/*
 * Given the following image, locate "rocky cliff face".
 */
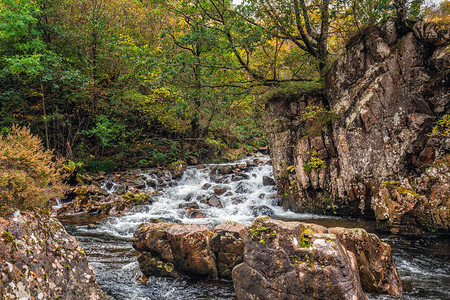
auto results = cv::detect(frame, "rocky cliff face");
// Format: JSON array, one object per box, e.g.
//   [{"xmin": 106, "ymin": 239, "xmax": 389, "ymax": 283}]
[
  {"xmin": 0, "ymin": 211, "xmax": 107, "ymax": 299},
  {"xmin": 265, "ymin": 20, "xmax": 449, "ymax": 234}
]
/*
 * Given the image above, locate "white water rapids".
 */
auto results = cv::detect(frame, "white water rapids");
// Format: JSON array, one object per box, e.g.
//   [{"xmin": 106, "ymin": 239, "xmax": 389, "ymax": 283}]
[{"xmin": 90, "ymin": 156, "xmax": 325, "ymax": 238}]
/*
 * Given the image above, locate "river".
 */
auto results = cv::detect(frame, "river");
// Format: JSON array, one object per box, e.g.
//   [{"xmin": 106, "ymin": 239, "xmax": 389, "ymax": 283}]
[{"xmin": 60, "ymin": 156, "xmax": 450, "ymax": 300}]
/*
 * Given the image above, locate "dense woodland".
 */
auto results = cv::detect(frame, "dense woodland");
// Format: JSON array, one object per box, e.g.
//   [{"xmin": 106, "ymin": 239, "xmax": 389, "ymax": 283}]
[{"xmin": 0, "ymin": 0, "xmax": 448, "ymax": 171}]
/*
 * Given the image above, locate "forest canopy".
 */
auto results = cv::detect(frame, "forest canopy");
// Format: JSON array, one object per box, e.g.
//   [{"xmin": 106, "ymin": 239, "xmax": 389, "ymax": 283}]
[{"xmin": 0, "ymin": 0, "xmax": 447, "ymax": 170}]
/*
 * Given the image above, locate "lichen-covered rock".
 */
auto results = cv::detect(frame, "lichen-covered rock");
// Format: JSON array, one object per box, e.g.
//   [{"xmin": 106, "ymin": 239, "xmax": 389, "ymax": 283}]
[
  {"xmin": 56, "ymin": 185, "xmax": 152, "ymax": 217},
  {"xmin": 133, "ymin": 221, "xmax": 248, "ymax": 280},
  {"xmin": 211, "ymin": 221, "xmax": 247, "ymax": 279},
  {"xmin": 232, "ymin": 217, "xmax": 367, "ymax": 300},
  {"xmin": 264, "ymin": 20, "xmax": 450, "ymax": 234},
  {"xmin": 0, "ymin": 211, "xmax": 107, "ymax": 300},
  {"xmin": 328, "ymin": 227, "xmax": 402, "ymax": 296},
  {"xmin": 132, "ymin": 221, "xmax": 218, "ymax": 279}
]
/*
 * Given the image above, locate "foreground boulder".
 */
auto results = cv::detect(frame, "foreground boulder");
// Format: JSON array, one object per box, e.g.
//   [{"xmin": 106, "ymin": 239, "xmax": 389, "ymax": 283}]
[
  {"xmin": 233, "ymin": 217, "xmax": 367, "ymax": 300},
  {"xmin": 133, "ymin": 221, "xmax": 247, "ymax": 280},
  {"xmin": 232, "ymin": 217, "xmax": 402, "ymax": 298},
  {"xmin": 0, "ymin": 211, "xmax": 107, "ymax": 300},
  {"xmin": 133, "ymin": 221, "xmax": 218, "ymax": 279}
]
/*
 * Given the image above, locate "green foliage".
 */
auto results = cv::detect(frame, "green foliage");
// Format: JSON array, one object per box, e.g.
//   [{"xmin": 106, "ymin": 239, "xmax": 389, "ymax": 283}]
[
  {"xmin": 0, "ymin": 126, "xmax": 65, "ymax": 215},
  {"xmin": 63, "ymin": 160, "xmax": 83, "ymax": 174},
  {"xmin": 1, "ymin": 232, "xmax": 14, "ymax": 244},
  {"xmin": 79, "ymin": 115, "xmax": 129, "ymax": 147},
  {"xmin": 303, "ymin": 151, "xmax": 327, "ymax": 172},
  {"xmin": 429, "ymin": 114, "xmax": 450, "ymax": 137},
  {"xmin": 298, "ymin": 105, "xmax": 337, "ymax": 137}
]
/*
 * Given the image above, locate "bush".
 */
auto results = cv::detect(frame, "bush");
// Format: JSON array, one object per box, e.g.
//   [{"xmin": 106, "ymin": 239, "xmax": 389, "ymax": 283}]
[{"xmin": 0, "ymin": 126, "xmax": 65, "ymax": 215}]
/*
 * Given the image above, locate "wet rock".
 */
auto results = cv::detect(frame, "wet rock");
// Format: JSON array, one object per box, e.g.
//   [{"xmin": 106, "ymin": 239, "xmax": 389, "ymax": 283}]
[
  {"xmin": 235, "ymin": 182, "xmax": 249, "ymax": 194},
  {"xmin": 133, "ymin": 222, "xmax": 218, "ymax": 279},
  {"xmin": 145, "ymin": 179, "xmax": 157, "ymax": 189},
  {"xmin": 105, "ymin": 181, "xmax": 114, "ymax": 190},
  {"xmin": 211, "ymin": 222, "xmax": 247, "ymax": 279},
  {"xmin": 0, "ymin": 211, "xmax": 106, "ymax": 300},
  {"xmin": 178, "ymin": 202, "xmax": 199, "ymax": 210},
  {"xmin": 231, "ymin": 197, "xmax": 244, "ymax": 205},
  {"xmin": 183, "ymin": 193, "xmax": 194, "ymax": 201},
  {"xmin": 328, "ymin": 227, "xmax": 402, "ymax": 296},
  {"xmin": 214, "ymin": 187, "xmax": 228, "ymax": 195},
  {"xmin": 262, "ymin": 176, "xmax": 276, "ymax": 186},
  {"xmin": 210, "ymin": 175, "xmax": 227, "ymax": 184},
  {"xmin": 233, "ymin": 217, "xmax": 367, "ymax": 300},
  {"xmin": 249, "ymin": 205, "xmax": 274, "ymax": 217},
  {"xmin": 57, "ymin": 190, "xmax": 152, "ymax": 217},
  {"xmin": 218, "ymin": 165, "xmax": 233, "ymax": 175},
  {"xmin": 115, "ymin": 184, "xmax": 128, "ymax": 195},
  {"xmin": 206, "ymin": 195, "xmax": 223, "ymax": 208},
  {"xmin": 185, "ymin": 209, "xmax": 206, "ymax": 219},
  {"xmin": 202, "ymin": 183, "xmax": 212, "ymax": 190},
  {"xmin": 231, "ymin": 173, "xmax": 250, "ymax": 181},
  {"xmin": 170, "ymin": 162, "xmax": 187, "ymax": 179}
]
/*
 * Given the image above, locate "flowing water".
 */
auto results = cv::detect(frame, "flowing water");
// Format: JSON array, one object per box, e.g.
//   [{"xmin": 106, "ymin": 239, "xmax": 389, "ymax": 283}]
[{"xmin": 61, "ymin": 156, "xmax": 450, "ymax": 300}]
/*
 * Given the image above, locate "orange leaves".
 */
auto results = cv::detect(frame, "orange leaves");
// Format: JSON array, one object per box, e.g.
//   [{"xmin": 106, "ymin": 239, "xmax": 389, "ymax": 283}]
[{"xmin": 0, "ymin": 126, "xmax": 65, "ymax": 215}]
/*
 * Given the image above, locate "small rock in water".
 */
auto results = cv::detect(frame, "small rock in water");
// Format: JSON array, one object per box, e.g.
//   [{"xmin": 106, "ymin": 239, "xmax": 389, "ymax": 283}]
[
  {"xmin": 262, "ymin": 176, "xmax": 276, "ymax": 186},
  {"xmin": 231, "ymin": 196, "xmax": 244, "ymax": 205},
  {"xmin": 250, "ymin": 205, "xmax": 274, "ymax": 217},
  {"xmin": 206, "ymin": 195, "xmax": 223, "ymax": 208},
  {"xmin": 186, "ymin": 209, "xmax": 206, "ymax": 219},
  {"xmin": 183, "ymin": 193, "xmax": 194, "ymax": 201},
  {"xmin": 145, "ymin": 179, "xmax": 157, "ymax": 188},
  {"xmin": 214, "ymin": 187, "xmax": 227, "ymax": 195},
  {"xmin": 218, "ymin": 165, "xmax": 233, "ymax": 175},
  {"xmin": 179, "ymin": 203, "xmax": 200, "ymax": 210},
  {"xmin": 105, "ymin": 182, "xmax": 114, "ymax": 190},
  {"xmin": 202, "ymin": 183, "xmax": 212, "ymax": 190},
  {"xmin": 231, "ymin": 173, "xmax": 250, "ymax": 181},
  {"xmin": 87, "ymin": 224, "xmax": 96, "ymax": 230},
  {"xmin": 235, "ymin": 182, "xmax": 249, "ymax": 194}
]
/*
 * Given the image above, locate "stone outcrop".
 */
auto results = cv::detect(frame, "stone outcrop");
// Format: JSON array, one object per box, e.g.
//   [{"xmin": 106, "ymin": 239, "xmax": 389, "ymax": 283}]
[
  {"xmin": 0, "ymin": 211, "xmax": 107, "ymax": 300},
  {"xmin": 328, "ymin": 227, "xmax": 402, "ymax": 296},
  {"xmin": 232, "ymin": 217, "xmax": 402, "ymax": 299},
  {"xmin": 56, "ymin": 186, "xmax": 152, "ymax": 217},
  {"xmin": 132, "ymin": 220, "xmax": 247, "ymax": 280},
  {"xmin": 233, "ymin": 217, "xmax": 367, "ymax": 300},
  {"xmin": 264, "ymin": 20, "xmax": 449, "ymax": 234}
]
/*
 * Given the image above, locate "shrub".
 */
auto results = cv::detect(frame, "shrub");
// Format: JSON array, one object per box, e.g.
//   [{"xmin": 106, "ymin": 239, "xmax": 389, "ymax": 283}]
[
  {"xmin": 0, "ymin": 126, "xmax": 65, "ymax": 215},
  {"xmin": 303, "ymin": 151, "xmax": 326, "ymax": 171},
  {"xmin": 298, "ymin": 105, "xmax": 337, "ymax": 137},
  {"xmin": 429, "ymin": 114, "xmax": 450, "ymax": 137}
]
